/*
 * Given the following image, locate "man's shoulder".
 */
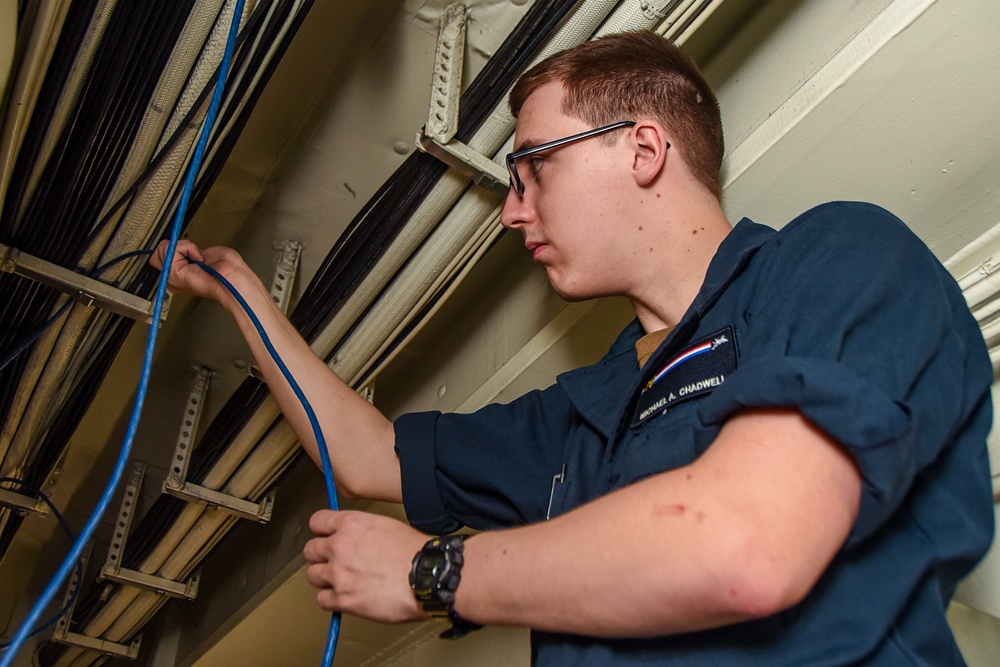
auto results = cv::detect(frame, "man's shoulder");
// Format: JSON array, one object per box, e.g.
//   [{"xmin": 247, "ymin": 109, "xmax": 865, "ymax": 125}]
[
  {"xmin": 780, "ymin": 201, "xmax": 911, "ymax": 241},
  {"xmin": 764, "ymin": 201, "xmax": 934, "ymax": 266}
]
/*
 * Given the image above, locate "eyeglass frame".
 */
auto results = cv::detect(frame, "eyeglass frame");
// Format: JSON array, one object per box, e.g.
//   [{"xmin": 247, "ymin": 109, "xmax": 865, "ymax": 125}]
[{"xmin": 505, "ymin": 120, "xmax": 637, "ymax": 196}]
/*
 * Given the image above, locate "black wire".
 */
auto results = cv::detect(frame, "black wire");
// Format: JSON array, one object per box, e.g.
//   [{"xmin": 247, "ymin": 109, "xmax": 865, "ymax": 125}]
[
  {"xmin": 0, "ymin": 477, "xmax": 83, "ymax": 648},
  {"xmin": 12, "ymin": 0, "xmax": 198, "ymax": 263},
  {"xmin": 0, "ymin": 0, "xmax": 101, "ymax": 241}
]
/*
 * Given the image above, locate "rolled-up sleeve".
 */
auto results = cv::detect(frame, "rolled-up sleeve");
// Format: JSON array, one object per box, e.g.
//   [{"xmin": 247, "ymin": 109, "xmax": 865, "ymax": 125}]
[
  {"xmin": 696, "ymin": 203, "xmax": 992, "ymax": 546},
  {"xmin": 395, "ymin": 386, "xmax": 574, "ymax": 534}
]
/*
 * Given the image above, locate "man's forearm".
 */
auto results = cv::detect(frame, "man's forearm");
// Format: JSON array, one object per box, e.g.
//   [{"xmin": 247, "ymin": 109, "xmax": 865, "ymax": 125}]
[
  {"xmin": 452, "ymin": 409, "xmax": 861, "ymax": 637},
  {"xmin": 205, "ymin": 258, "xmax": 403, "ymax": 503}
]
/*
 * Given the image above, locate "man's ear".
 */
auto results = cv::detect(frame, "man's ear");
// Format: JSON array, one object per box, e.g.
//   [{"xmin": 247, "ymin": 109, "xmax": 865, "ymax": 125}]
[{"xmin": 630, "ymin": 120, "xmax": 670, "ymax": 187}]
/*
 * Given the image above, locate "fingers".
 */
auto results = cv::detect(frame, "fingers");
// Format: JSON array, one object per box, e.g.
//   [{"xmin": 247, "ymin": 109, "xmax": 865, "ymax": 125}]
[
  {"xmin": 302, "ymin": 510, "xmax": 339, "ymax": 565},
  {"xmin": 309, "ymin": 509, "xmax": 338, "ymax": 537},
  {"xmin": 305, "ymin": 562, "xmax": 339, "ymax": 612},
  {"xmin": 299, "ymin": 511, "xmax": 430, "ymax": 621},
  {"xmin": 150, "ymin": 239, "xmax": 201, "ymax": 270}
]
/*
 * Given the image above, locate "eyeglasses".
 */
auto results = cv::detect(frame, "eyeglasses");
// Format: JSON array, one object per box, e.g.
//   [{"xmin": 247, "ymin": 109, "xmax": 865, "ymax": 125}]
[{"xmin": 505, "ymin": 121, "xmax": 636, "ymax": 196}]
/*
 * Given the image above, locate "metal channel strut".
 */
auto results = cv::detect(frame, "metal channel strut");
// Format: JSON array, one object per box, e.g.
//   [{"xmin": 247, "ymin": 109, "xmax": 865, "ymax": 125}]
[
  {"xmin": 0, "ymin": 486, "xmax": 49, "ymax": 516},
  {"xmin": 162, "ymin": 367, "xmax": 275, "ymax": 523},
  {"xmin": 53, "ymin": 544, "xmax": 143, "ymax": 659},
  {"xmin": 0, "ymin": 244, "xmax": 167, "ymax": 324},
  {"xmin": 416, "ymin": 3, "xmax": 509, "ymax": 199},
  {"xmin": 426, "ymin": 3, "xmax": 466, "ymax": 142},
  {"xmin": 102, "ymin": 464, "xmax": 200, "ymax": 599},
  {"xmin": 269, "ymin": 239, "xmax": 302, "ymax": 314}
]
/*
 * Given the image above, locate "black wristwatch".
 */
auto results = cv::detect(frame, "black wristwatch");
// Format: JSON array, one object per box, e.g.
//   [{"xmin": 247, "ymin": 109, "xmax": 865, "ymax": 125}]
[{"xmin": 410, "ymin": 534, "xmax": 483, "ymax": 639}]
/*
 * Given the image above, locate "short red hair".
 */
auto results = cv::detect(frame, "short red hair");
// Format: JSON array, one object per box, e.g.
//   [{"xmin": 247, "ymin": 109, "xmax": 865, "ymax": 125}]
[{"xmin": 510, "ymin": 31, "xmax": 724, "ymax": 199}]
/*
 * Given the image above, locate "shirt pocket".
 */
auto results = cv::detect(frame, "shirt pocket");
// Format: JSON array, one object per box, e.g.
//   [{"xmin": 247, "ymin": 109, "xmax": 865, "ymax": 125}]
[{"xmin": 620, "ymin": 411, "xmax": 700, "ymax": 486}]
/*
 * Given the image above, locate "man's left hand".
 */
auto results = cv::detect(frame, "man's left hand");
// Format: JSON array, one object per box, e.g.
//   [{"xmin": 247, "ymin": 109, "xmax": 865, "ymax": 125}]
[{"xmin": 304, "ymin": 509, "xmax": 429, "ymax": 623}]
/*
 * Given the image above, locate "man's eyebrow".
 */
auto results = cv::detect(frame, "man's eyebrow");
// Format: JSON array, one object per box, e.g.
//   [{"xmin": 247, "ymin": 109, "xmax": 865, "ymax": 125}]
[{"xmin": 513, "ymin": 137, "xmax": 545, "ymax": 153}]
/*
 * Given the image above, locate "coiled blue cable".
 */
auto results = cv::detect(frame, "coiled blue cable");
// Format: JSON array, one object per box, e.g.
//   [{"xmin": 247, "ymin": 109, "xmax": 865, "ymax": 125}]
[
  {"xmin": 0, "ymin": 1, "xmax": 245, "ymax": 663},
  {"xmin": 192, "ymin": 260, "xmax": 341, "ymax": 666}
]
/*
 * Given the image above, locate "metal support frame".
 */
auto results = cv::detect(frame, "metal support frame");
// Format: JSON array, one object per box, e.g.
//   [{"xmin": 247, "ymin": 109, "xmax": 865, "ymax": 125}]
[
  {"xmin": 102, "ymin": 464, "xmax": 200, "ymax": 599},
  {"xmin": 0, "ymin": 243, "xmax": 167, "ymax": 324},
  {"xmin": 0, "ymin": 486, "xmax": 49, "ymax": 516},
  {"xmin": 415, "ymin": 2, "xmax": 509, "ymax": 198},
  {"xmin": 416, "ymin": 133, "xmax": 509, "ymax": 198},
  {"xmin": 270, "ymin": 240, "xmax": 302, "ymax": 314},
  {"xmin": 162, "ymin": 367, "xmax": 275, "ymax": 523},
  {"xmin": 53, "ymin": 544, "xmax": 143, "ymax": 659},
  {"xmin": 426, "ymin": 4, "xmax": 466, "ymax": 142}
]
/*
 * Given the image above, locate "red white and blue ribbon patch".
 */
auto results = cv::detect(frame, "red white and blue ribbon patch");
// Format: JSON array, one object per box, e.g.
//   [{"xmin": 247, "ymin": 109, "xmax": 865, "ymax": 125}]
[{"xmin": 632, "ymin": 325, "xmax": 737, "ymax": 428}]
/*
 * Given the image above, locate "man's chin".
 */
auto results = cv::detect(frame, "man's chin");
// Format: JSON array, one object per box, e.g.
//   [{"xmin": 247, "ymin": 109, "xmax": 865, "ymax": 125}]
[{"xmin": 548, "ymin": 276, "xmax": 597, "ymax": 302}]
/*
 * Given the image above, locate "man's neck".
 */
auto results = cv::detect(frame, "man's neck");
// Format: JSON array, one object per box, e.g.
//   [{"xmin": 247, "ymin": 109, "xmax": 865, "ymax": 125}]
[{"xmin": 628, "ymin": 200, "xmax": 731, "ymax": 333}]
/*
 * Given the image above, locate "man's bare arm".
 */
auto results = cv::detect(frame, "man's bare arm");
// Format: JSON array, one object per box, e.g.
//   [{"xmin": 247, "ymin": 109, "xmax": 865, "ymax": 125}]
[
  {"xmin": 151, "ymin": 240, "xmax": 402, "ymax": 502},
  {"xmin": 455, "ymin": 407, "xmax": 862, "ymax": 636}
]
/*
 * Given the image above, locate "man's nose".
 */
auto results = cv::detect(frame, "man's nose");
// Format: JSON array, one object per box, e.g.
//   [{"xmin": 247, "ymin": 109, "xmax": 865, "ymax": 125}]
[{"xmin": 500, "ymin": 188, "xmax": 532, "ymax": 230}]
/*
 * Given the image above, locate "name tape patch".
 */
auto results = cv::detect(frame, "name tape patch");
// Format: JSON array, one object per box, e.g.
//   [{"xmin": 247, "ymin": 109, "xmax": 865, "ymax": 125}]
[{"xmin": 632, "ymin": 325, "xmax": 737, "ymax": 428}]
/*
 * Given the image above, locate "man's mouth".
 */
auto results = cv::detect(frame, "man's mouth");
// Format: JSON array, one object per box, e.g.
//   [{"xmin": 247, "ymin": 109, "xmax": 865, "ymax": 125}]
[{"xmin": 526, "ymin": 241, "xmax": 547, "ymax": 260}]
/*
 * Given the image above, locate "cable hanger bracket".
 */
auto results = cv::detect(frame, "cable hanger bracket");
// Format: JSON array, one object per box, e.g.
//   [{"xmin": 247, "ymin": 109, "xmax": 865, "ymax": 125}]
[
  {"xmin": 417, "ymin": 133, "xmax": 509, "ymax": 199},
  {"xmin": 269, "ymin": 239, "xmax": 302, "ymax": 314},
  {"xmin": 102, "ymin": 464, "xmax": 201, "ymax": 600},
  {"xmin": 0, "ymin": 244, "xmax": 169, "ymax": 325},
  {"xmin": 415, "ymin": 3, "xmax": 509, "ymax": 199},
  {"xmin": 161, "ymin": 367, "xmax": 275, "ymax": 523},
  {"xmin": 0, "ymin": 486, "xmax": 49, "ymax": 516},
  {"xmin": 52, "ymin": 542, "xmax": 143, "ymax": 659}
]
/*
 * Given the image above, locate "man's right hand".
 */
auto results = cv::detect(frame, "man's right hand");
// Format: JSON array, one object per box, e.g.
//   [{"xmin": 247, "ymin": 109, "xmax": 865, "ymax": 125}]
[{"xmin": 150, "ymin": 239, "xmax": 256, "ymax": 304}]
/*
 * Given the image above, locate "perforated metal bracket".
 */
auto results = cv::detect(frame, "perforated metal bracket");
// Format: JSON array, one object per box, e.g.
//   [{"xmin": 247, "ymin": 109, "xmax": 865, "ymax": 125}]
[
  {"xmin": 163, "ymin": 367, "xmax": 211, "ymax": 488},
  {"xmin": 416, "ymin": 132, "xmax": 509, "ymax": 198},
  {"xmin": 102, "ymin": 464, "xmax": 200, "ymax": 600},
  {"xmin": 426, "ymin": 4, "xmax": 466, "ymax": 142},
  {"xmin": 53, "ymin": 543, "xmax": 143, "ymax": 659},
  {"xmin": 640, "ymin": 0, "xmax": 679, "ymax": 21},
  {"xmin": 0, "ymin": 243, "xmax": 168, "ymax": 325},
  {"xmin": 161, "ymin": 367, "xmax": 274, "ymax": 523},
  {"xmin": 165, "ymin": 479, "xmax": 275, "ymax": 524},
  {"xmin": 270, "ymin": 240, "xmax": 301, "ymax": 314},
  {"xmin": 416, "ymin": 4, "xmax": 507, "ymax": 197},
  {"xmin": 0, "ymin": 486, "xmax": 49, "ymax": 516}
]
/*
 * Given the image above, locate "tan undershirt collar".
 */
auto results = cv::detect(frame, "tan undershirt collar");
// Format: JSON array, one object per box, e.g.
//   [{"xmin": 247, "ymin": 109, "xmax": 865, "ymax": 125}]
[{"xmin": 636, "ymin": 327, "xmax": 673, "ymax": 369}]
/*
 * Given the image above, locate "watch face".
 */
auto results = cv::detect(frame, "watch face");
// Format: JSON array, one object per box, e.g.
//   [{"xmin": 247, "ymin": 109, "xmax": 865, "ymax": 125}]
[{"xmin": 415, "ymin": 552, "xmax": 446, "ymax": 589}]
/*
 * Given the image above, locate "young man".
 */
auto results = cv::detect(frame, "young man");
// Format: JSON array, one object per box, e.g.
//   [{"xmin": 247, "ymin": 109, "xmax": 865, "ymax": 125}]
[{"xmin": 153, "ymin": 32, "xmax": 993, "ymax": 665}]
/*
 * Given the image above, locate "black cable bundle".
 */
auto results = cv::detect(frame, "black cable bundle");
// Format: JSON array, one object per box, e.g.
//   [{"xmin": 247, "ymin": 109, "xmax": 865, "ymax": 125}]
[
  {"xmin": 0, "ymin": 0, "xmax": 201, "ymax": 564},
  {"xmin": 0, "ymin": 0, "xmax": 198, "ymax": 433},
  {"xmin": 0, "ymin": 0, "xmax": 101, "ymax": 237},
  {"xmin": 9, "ymin": 0, "xmax": 199, "ymax": 262},
  {"xmin": 0, "ymin": 0, "xmax": 304, "ymax": 565}
]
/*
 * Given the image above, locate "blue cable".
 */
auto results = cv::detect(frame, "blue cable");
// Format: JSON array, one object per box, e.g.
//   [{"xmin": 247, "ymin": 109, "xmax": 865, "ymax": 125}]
[
  {"xmin": 0, "ymin": 1, "xmax": 245, "ymax": 663},
  {"xmin": 192, "ymin": 260, "xmax": 341, "ymax": 666}
]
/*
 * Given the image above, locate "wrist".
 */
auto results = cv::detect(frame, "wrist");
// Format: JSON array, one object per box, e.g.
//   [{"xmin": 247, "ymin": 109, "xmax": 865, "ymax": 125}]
[{"xmin": 410, "ymin": 534, "xmax": 483, "ymax": 639}]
